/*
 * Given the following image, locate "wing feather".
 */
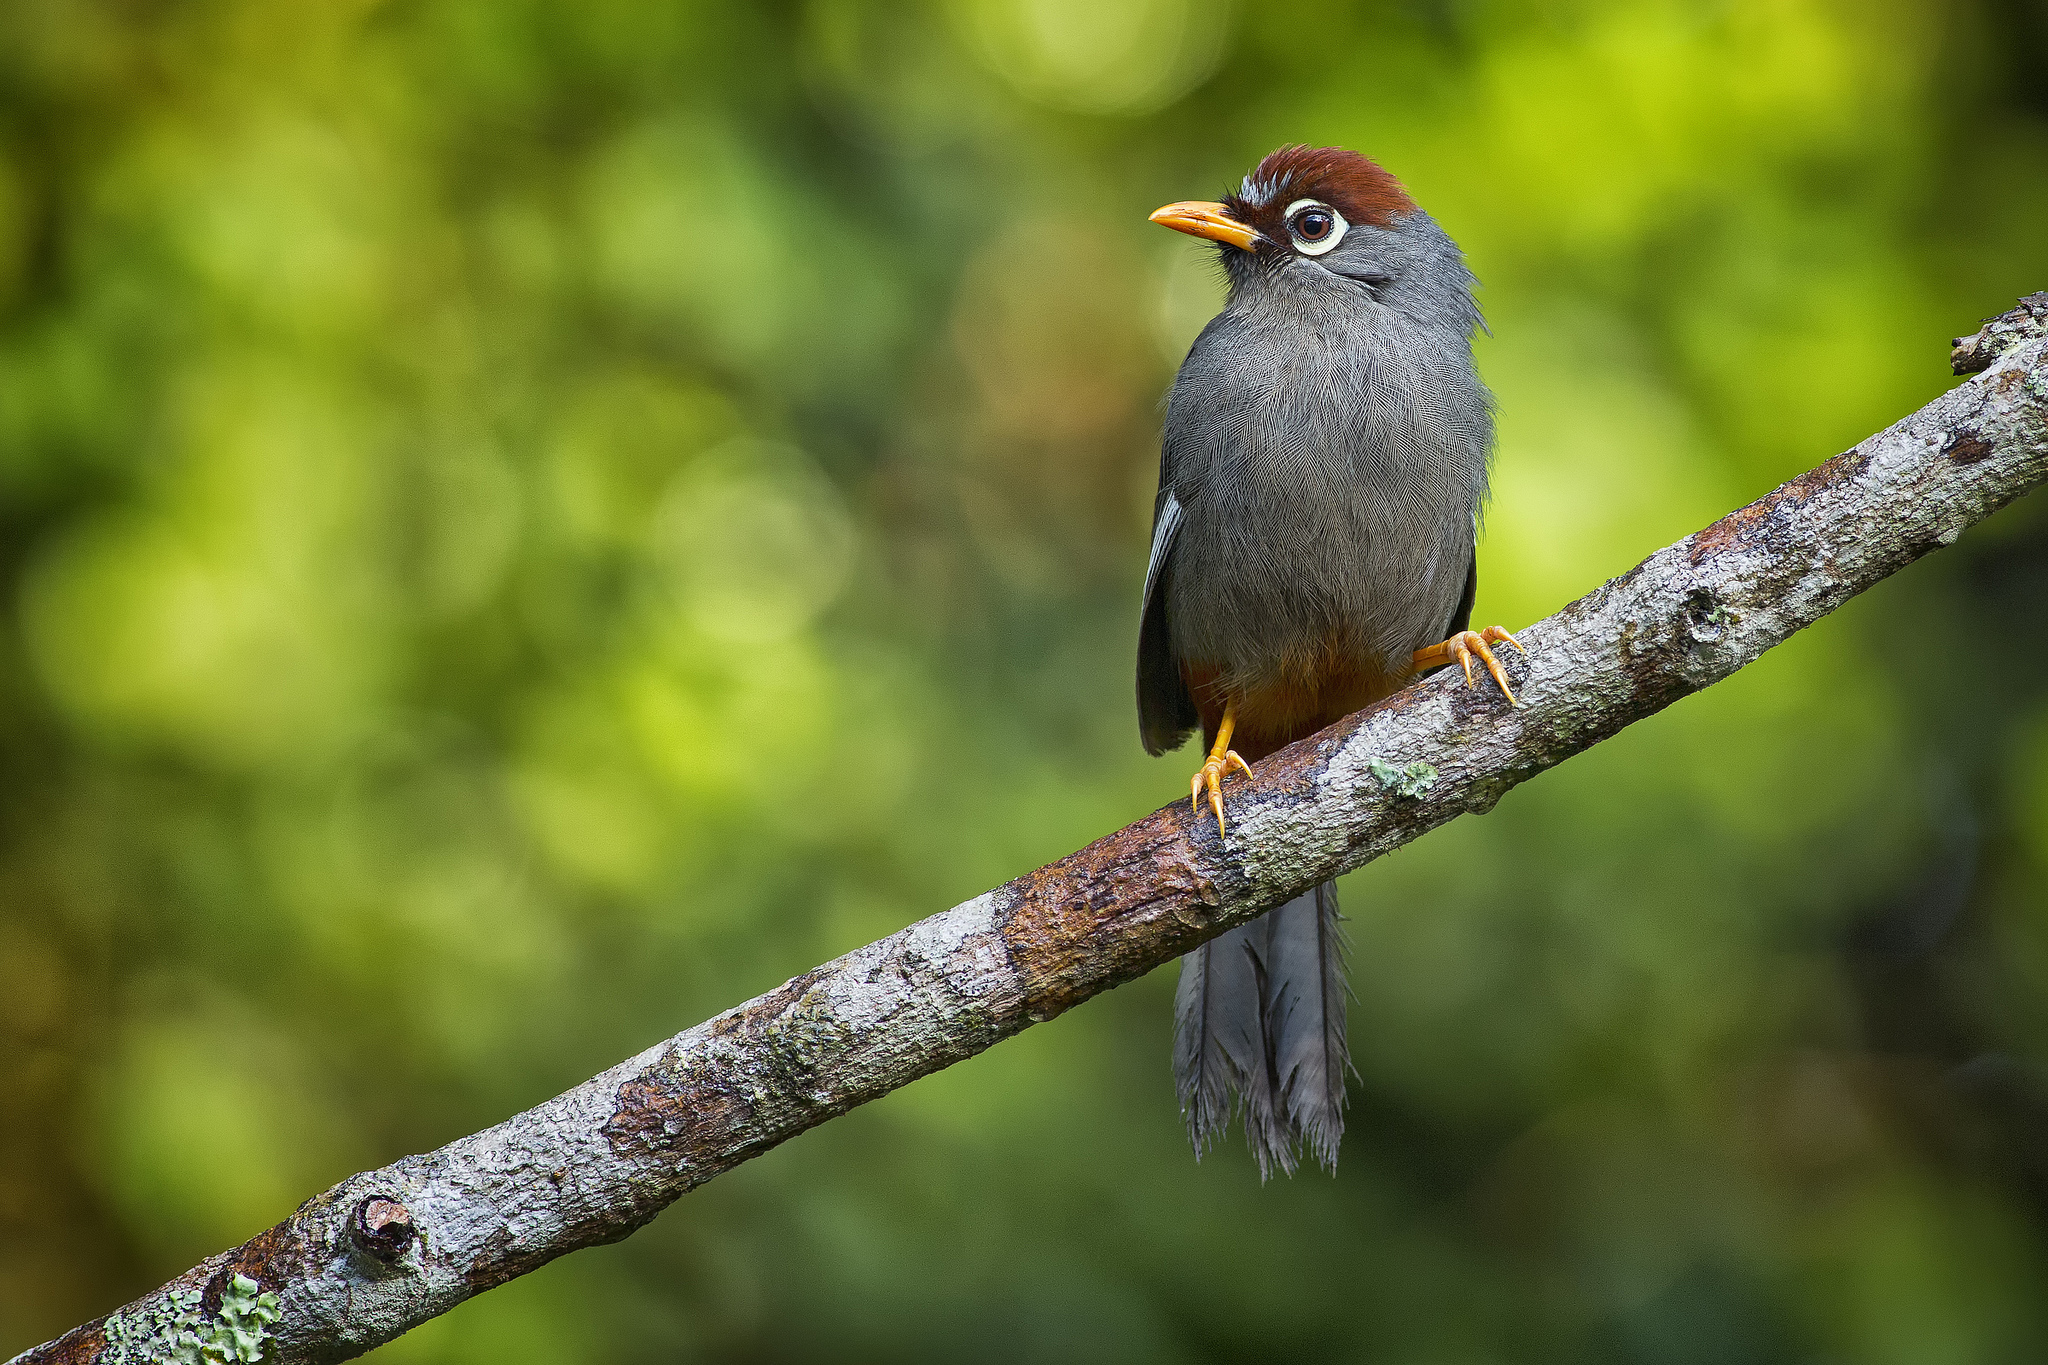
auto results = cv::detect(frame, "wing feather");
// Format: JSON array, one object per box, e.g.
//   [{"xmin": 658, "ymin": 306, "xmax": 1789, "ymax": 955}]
[{"xmin": 1137, "ymin": 488, "xmax": 1198, "ymax": 754}]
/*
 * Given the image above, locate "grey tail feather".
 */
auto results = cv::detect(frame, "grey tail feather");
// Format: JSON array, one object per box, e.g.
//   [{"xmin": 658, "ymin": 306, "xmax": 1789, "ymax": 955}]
[
  {"xmin": 1172, "ymin": 881, "xmax": 1352, "ymax": 1178},
  {"xmin": 1265, "ymin": 882, "xmax": 1352, "ymax": 1173},
  {"xmin": 1172, "ymin": 915, "xmax": 1263, "ymax": 1161}
]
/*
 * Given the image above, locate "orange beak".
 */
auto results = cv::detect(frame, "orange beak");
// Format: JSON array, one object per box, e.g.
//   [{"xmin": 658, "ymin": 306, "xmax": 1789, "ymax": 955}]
[{"xmin": 1148, "ymin": 200, "xmax": 1263, "ymax": 252}]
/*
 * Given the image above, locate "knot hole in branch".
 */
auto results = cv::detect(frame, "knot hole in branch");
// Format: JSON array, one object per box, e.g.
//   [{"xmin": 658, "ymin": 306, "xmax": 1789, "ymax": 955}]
[
  {"xmin": 351, "ymin": 1196, "xmax": 418, "ymax": 1265},
  {"xmin": 1684, "ymin": 588, "xmax": 1734, "ymax": 644}
]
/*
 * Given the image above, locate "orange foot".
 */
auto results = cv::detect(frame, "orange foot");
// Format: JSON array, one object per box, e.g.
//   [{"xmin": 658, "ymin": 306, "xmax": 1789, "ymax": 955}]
[
  {"xmin": 1192, "ymin": 747, "xmax": 1254, "ymax": 836},
  {"xmin": 1190, "ymin": 698, "xmax": 1253, "ymax": 835},
  {"xmin": 1412, "ymin": 626, "xmax": 1528, "ymax": 705}
]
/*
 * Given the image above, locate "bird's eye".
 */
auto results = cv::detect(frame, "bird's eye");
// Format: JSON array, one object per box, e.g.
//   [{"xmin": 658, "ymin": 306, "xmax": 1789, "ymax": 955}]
[{"xmin": 1282, "ymin": 199, "xmax": 1348, "ymax": 256}]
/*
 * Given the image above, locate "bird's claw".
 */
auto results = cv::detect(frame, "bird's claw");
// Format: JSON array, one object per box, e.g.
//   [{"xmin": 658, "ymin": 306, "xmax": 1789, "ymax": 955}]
[
  {"xmin": 1190, "ymin": 750, "xmax": 1253, "ymax": 835},
  {"xmin": 1414, "ymin": 626, "xmax": 1527, "ymax": 705}
]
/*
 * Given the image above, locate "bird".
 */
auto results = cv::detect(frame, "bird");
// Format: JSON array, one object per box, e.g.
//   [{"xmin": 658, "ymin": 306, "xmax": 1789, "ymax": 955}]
[{"xmin": 1141, "ymin": 145, "xmax": 1523, "ymax": 1177}]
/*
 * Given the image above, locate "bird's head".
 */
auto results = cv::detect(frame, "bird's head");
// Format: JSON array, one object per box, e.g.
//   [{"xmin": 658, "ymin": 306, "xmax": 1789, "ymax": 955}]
[{"xmin": 1151, "ymin": 145, "xmax": 1460, "ymax": 313}]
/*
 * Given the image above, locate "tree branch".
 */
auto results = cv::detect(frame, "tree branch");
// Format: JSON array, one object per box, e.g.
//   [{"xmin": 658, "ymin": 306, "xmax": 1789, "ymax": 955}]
[{"xmin": 15, "ymin": 298, "xmax": 2048, "ymax": 1365}]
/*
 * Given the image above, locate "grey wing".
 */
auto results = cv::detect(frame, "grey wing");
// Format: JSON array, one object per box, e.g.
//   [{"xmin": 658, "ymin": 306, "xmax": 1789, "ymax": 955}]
[
  {"xmin": 1138, "ymin": 485, "xmax": 1198, "ymax": 756},
  {"xmin": 1407, "ymin": 550, "xmax": 1478, "ymax": 684},
  {"xmin": 1444, "ymin": 547, "xmax": 1477, "ymax": 641},
  {"xmin": 1140, "ymin": 311, "xmax": 1251, "ymax": 757}
]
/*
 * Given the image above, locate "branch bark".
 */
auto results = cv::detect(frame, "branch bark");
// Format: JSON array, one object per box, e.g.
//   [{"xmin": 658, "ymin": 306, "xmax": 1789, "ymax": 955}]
[{"xmin": 15, "ymin": 299, "xmax": 2048, "ymax": 1365}]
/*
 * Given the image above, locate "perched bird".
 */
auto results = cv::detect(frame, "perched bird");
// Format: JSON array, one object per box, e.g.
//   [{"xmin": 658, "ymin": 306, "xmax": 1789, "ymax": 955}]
[{"xmin": 1141, "ymin": 145, "xmax": 1522, "ymax": 1176}]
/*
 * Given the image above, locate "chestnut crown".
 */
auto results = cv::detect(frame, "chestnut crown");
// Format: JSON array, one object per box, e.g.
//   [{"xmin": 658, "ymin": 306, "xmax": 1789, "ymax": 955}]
[{"xmin": 1225, "ymin": 145, "xmax": 1416, "ymax": 248}]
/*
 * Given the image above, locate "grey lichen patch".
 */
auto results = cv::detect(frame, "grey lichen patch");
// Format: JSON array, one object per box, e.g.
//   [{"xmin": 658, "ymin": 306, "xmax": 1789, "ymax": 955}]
[
  {"xmin": 760, "ymin": 985, "xmax": 853, "ymax": 1097},
  {"xmin": 101, "ymin": 1275, "xmax": 280, "ymax": 1364},
  {"xmin": 1366, "ymin": 758, "xmax": 1439, "ymax": 799}
]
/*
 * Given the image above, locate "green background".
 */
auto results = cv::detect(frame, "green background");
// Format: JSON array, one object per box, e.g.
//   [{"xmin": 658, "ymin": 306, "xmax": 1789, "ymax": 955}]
[{"xmin": 4, "ymin": 0, "xmax": 2047, "ymax": 1360}]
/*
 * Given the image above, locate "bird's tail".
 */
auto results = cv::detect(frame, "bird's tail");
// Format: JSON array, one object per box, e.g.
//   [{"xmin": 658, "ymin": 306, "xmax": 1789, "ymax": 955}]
[{"xmin": 1172, "ymin": 881, "xmax": 1351, "ymax": 1178}]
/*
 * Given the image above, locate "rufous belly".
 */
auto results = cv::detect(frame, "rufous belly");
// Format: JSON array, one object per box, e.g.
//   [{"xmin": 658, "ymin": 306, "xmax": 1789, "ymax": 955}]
[{"xmin": 1180, "ymin": 638, "xmax": 1409, "ymax": 765}]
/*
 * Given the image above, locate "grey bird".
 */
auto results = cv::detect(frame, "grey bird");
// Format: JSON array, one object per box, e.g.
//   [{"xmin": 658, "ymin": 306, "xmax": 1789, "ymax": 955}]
[{"xmin": 1141, "ymin": 145, "xmax": 1523, "ymax": 1177}]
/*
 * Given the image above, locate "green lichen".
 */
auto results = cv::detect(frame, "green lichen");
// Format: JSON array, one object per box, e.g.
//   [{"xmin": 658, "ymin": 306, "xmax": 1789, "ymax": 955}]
[
  {"xmin": 102, "ymin": 1275, "xmax": 281, "ymax": 1365},
  {"xmin": 1359, "ymin": 757, "xmax": 1441, "ymax": 802},
  {"xmin": 1366, "ymin": 758, "xmax": 1439, "ymax": 799}
]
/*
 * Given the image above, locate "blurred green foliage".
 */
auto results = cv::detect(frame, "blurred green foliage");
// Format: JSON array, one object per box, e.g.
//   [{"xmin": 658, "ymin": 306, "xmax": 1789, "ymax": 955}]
[{"xmin": 2, "ymin": 0, "xmax": 2046, "ymax": 1360}]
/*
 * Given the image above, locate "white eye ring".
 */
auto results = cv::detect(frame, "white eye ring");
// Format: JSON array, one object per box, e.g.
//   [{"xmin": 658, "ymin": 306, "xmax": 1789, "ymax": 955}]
[{"xmin": 1282, "ymin": 198, "xmax": 1348, "ymax": 256}]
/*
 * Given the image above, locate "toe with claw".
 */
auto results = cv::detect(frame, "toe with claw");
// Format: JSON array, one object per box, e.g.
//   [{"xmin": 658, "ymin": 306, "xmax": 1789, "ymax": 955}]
[
  {"xmin": 1191, "ymin": 747, "xmax": 1254, "ymax": 835},
  {"xmin": 1412, "ymin": 626, "xmax": 1528, "ymax": 705},
  {"xmin": 1189, "ymin": 697, "xmax": 1254, "ymax": 836}
]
